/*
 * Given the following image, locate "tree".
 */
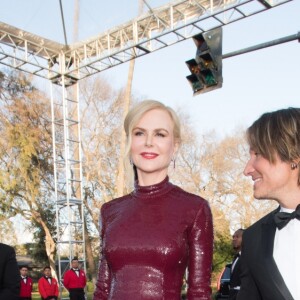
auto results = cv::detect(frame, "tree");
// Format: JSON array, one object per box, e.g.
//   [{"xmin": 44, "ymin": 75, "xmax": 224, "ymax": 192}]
[
  {"xmin": 0, "ymin": 216, "xmax": 17, "ymax": 245},
  {"xmin": 79, "ymin": 76, "xmax": 124, "ymax": 226},
  {"xmin": 0, "ymin": 70, "xmax": 57, "ymax": 276},
  {"xmin": 78, "ymin": 76, "xmax": 126, "ymax": 280}
]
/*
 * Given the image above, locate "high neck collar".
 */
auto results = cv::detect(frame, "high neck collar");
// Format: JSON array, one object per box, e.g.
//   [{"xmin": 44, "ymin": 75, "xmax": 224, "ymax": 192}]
[{"xmin": 133, "ymin": 176, "xmax": 174, "ymax": 199}]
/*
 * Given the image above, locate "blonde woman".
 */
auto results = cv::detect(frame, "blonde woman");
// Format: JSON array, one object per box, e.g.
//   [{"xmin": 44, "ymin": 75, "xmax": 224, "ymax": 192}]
[{"xmin": 93, "ymin": 100, "xmax": 213, "ymax": 300}]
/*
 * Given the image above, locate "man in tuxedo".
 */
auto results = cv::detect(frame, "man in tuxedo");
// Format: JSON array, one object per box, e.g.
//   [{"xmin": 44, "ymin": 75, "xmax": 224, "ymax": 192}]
[
  {"xmin": 237, "ymin": 107, "xmax": 300, "ymax": 300},
  {"xmin": 229, "ymin": 228, "xmax": 244, "ymax": 300},
  {"xmin": 19, "ymin": 265, "xmax": 33, "ymax": 300},
  {"xmin": 38, "ymin": 266, "xmax": 59, "ymax": 300},
  {"xmin": 63, "ymin": 257, "xmax": 87, "ymax": 300},
  {"xmin": 0, "ymin": 243, "xmax": 20, "ymax": 300}
]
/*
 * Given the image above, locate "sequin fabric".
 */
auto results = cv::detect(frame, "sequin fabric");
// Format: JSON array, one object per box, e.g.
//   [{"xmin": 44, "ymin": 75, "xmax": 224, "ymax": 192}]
[{"xmin": 93, "ymin": 177, "xmax": 213, "ymax": 300}]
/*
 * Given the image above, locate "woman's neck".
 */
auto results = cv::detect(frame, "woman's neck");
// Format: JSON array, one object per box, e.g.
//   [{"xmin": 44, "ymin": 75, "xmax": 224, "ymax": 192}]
[{"xmin": 137, "ymin": 171, "xmax": 168, "ymax": 187}]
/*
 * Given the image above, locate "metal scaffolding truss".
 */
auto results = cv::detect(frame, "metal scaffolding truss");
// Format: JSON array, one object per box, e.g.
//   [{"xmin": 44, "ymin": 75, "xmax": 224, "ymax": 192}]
[
  {"xmin": 51, "ymin": 79, "xmax": 86, "ymax": 298},
  {"xmin": 0, "ymin": 0, "xmax": 291, "ymax": 83}
]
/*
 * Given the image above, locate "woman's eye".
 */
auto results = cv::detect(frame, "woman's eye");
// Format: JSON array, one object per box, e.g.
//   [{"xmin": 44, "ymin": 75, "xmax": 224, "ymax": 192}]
[
  {"xmin": 156, "ymin": 132, "xmax": 165, "ymax": 137},
  {"xmin": 134, "ymin": 131, "xmax": 144, "ymax": 136}
]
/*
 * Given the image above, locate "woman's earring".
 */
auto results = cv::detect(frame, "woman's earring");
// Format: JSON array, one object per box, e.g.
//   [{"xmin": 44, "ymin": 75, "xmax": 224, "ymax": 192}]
[
  {"xmin": 171, "ymin": 157, "xmax": 176, "ymax": 169},
  {"xmin": 291, "ymin": 162, "xmax": 298, "ymax": 170}
]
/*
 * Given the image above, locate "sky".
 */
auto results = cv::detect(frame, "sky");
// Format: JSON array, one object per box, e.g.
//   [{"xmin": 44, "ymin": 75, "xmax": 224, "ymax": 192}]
[
  {"xmin": 1, "ymin": 0, "xmax": 299, "ymax": 138},
  {"xmin": 0, "ymin": 0, "xmax": 299, "ymax": 242}
]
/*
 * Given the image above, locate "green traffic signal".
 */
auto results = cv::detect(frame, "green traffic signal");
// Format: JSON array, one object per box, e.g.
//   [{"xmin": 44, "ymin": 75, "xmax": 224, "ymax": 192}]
[
  {"xmin": 185, "ymin": 27, "xmax": 222, "ymax": 95},
  {"xmin": 201, "ymin": 69, "xmax": 218, "ymax": 86}
]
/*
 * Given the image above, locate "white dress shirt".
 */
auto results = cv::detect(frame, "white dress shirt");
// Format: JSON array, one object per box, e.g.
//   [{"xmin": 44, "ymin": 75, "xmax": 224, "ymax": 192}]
[
  {"xmin": 231, "ymin": 251, "xmax": 241, "ymax": 273},
  {"xmin": 273, "ymin": 206, "xmax": 300, "ymax": 299},
  {"xmin": 21, "ymin": 276, "xmax": 27, "ymax": 284},
  {"xmin": 231, "ymin": 251, "xmax": 241, "ymax": 290}
]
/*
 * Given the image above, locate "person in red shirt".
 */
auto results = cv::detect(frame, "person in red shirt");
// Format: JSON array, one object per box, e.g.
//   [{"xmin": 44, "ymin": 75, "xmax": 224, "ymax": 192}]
[
  {"xmin": 19, "ymin": 265, "xmax": 33, "ymax": 300},
  {"xmin": 63, "ymin": 257, "xmax": 87, "ymax": 300},
  {"xmin": 38, "ymin": 266, "xmax": 58, "ymax": 300}
]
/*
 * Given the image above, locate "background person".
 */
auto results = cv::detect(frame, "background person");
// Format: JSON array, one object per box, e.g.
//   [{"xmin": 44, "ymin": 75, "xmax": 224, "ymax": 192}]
[
  {"xmin": 19, "ymin": 265, "xmax": 33, "ymax": 300},
  {"xmin": 237, "ymin": 107, "xmax": 300, "ymax": 300},
  {"xmin": 0, "ymin": 242, "xmax": 20, "ymax": 300},
  {"xmin": 93, "ymin": 100, "xmax": 214, "ymax": 300},
  {"xmin": 38, "ymin": 266, "xmax": 58, "ymax": 300},
  {"xmin": 63, "ymin": 257, "xmax": 87, "ymax": 300},
  {"xmin": 229, "ymin": 229, "xmax": 244, "ymax": 300}
]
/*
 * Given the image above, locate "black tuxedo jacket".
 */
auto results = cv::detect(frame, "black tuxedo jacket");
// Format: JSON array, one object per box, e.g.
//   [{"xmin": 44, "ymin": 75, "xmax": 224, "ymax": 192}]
[
  {"xmin": 229, "ymin": 255, "xmax": 241, "ymax": 300},
  {"xmin": 237, "ymin": 206, "xmax": 294, "ymax": 300},
  {"xmin": 0, "ymin": 243, "xmax": 20, "ymax": 300}
]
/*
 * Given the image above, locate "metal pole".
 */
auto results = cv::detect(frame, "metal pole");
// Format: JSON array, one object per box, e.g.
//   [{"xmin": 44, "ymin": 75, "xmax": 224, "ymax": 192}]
[{"xmin": 223, "ymin": 32, "xmax": 300, "ymax": 59}]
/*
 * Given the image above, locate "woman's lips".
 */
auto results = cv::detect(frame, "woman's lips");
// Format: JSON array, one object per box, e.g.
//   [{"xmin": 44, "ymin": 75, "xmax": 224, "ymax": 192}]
[{"xmin": 141, "ymin": 152, "xmax": 158, "ymax": 159}]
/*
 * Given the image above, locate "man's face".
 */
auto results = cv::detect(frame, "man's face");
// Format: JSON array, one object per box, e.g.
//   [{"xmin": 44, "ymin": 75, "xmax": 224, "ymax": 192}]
[
  {"xmin": 43, "ymin": 268, "xmax": 51, "ymax": 277},
  {"xmin": 20, "ymin": 267, "xmax": 28, "ymax": 277},
  {"xmin": 243, "ymin": 149, "xmax": 295, "ymax": 205},
  {"xmin": 71, "ymin": 260, "xmax": 79, "ymax": 269},
  {"xmin": 232, "ymin": 230, "xmax": 243, "ymax": 251}
]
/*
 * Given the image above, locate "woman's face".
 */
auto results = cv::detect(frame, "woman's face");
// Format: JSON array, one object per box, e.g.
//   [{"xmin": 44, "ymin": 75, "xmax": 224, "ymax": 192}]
[{"xmin": 130, "ymin": 108, "xmax": 178, "ymax": 186}]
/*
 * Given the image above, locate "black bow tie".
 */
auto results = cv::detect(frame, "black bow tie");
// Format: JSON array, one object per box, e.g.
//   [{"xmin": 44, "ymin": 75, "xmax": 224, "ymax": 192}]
[
  {"xmin": 73, "ymin": 269, "xmax": 79, "ymax": 271},
  {"xmin": 274, "ymin": 204, "xmax": 300, "ymax": 230}
]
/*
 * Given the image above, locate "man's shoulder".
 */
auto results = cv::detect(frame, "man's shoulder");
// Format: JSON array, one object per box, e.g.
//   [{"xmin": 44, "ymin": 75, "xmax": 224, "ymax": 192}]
[
  {"xmin": 64, "ymin": 269, "xmax": 73, "ymax": 276},
  {"xmin": 0, "ymin": 242, "xmax": 15, "ymax": 254},
  {"xmin": 244, "ymin": 207, "xmax": 278, "ymax": 236}
]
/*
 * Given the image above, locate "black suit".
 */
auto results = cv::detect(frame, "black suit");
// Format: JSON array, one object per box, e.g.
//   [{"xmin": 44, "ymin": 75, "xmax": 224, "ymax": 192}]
[
  {"xmin": 0, "ymin": 243, "xmax": 20, "ymax": 300},
  {"xmin": 229, "ymin": 254, "xmax": 241, "ymax": 300},
  {"xmin": 237, "ymin": 207, "xmax": 294, "ymax": 300}
]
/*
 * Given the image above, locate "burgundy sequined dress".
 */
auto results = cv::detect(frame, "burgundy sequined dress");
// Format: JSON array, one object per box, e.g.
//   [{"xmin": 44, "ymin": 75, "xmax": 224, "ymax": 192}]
[{"xmin": 93, "ymin": 177, "xmax": 213, "ymax": 300}]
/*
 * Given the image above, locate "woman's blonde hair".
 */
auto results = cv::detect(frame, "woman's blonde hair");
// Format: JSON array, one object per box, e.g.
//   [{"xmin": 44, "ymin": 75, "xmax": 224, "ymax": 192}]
[{"xmin": 123, "ymin": 100, "xmax": 182, "ymax": 184}]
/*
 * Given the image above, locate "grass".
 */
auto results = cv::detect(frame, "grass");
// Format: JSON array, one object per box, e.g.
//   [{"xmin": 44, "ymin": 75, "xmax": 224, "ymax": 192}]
[{"xmin": 32, "ymin": 292, "xmax": 94, "ymax": 300}]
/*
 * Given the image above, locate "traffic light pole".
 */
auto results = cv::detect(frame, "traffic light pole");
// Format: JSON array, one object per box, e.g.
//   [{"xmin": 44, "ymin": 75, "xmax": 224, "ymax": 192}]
[{"xmin": 223, "ymin": 31, "xmax": 300, "ymax": 59}]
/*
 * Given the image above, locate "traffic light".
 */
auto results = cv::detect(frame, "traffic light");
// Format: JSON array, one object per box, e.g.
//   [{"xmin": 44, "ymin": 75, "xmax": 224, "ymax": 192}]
[{"xmin": 186, "ymin": 27, "xmax": 223, "ymax": 96}]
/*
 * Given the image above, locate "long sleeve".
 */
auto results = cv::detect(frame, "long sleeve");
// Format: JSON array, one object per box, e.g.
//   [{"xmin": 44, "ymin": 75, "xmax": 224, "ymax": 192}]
[
  {"xmin": 30, "ymin": 278, "xmax": 33, "ymax": 293},
  {"xmin": 63, "ymin": 271, "xmax": 71, "ymax": 290},
  {"xmin": 187, "ymin": 201, "xmax": 213, "ymax": 300},
  {"xmin": 0, "ymin": 244, "xmax": 20, "ymax": 300},
  {"xmin": 92, "ymin": 178, "xmax": 214, "ymax": 300},
  {"xmin": 93, "ymin": 206, "xmax": 111, "ymax": 300},
  {"xmin": 236, "ymin": 254, "xmax": 262, "ymax": 300},
  {"xmin": 38, "ymin": 278, "xmax": 47, "ymax": 299}
]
